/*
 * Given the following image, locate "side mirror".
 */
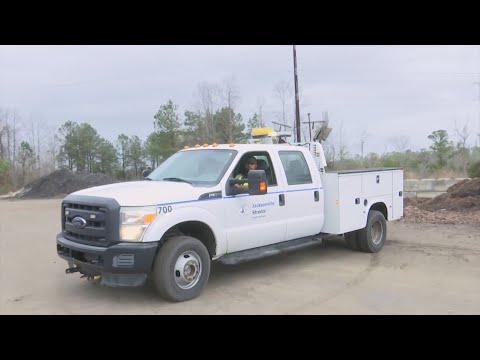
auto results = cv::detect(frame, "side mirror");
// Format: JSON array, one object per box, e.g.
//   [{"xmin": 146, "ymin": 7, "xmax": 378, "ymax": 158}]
[
  {"xmin": 226, "ymin": 169, "xmax": 267, "ymax": 196},
  {"xmin": 247, "ymin": 170, "xmax": 267, "ymax": 195},
  {"xmin": 142, "ymin": 169, "xmax": 151, "ymax": 178}
]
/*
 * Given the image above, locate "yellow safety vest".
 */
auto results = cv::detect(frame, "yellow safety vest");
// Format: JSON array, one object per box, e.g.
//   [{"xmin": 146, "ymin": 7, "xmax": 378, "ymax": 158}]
[{"xmin": 235, "ymin": 174, "xmax": 248, "ymax": 187}]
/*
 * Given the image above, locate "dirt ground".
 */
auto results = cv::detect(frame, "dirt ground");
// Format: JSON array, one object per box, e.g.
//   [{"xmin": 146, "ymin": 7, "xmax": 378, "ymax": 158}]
[
  {"xmin": 1, "ymin": 199, "xmax": 479, "ymax": 315},
  {"xmin": 402, "ymin": 204, "xmax": 480, "ymax": 225}
]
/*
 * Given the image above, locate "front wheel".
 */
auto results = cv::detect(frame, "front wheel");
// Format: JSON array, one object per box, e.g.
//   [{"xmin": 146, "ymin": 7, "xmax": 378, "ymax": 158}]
[{"xmin": 151, "ymin": 235, "xmax": 211, "ymax": 302}]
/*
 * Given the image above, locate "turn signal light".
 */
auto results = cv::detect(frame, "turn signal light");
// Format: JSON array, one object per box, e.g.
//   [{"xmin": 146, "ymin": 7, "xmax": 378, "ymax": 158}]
[{"xmin": 259, "ymin": 181, "xmax": 267, "ymax": 192}]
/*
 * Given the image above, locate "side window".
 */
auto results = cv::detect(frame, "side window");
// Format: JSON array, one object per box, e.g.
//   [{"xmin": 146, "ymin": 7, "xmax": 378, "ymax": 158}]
[
  {"xmin": 231, "ymin": 152, "xmax": 278, "ymax": 186},
  {"xmin": 279, "ymin": 151, "xmax": 312, "ymax": 185}
]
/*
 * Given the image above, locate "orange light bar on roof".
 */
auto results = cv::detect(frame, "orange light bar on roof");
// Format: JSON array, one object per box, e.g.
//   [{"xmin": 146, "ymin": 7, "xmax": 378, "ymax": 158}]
[
  {"xmin": 184, "ymin": 145, "xmax": 189, "ymax": 149},
  {"xmin": 203, "ymin": 143, "xmax": 209, "ymax": 147},
  {"xmin": 194, "ymin": 144, "xmax": 201, "ymax": 148},
  {"xmin": 212, "ymin": 143, "xmax": 218, "ymax": 147}
]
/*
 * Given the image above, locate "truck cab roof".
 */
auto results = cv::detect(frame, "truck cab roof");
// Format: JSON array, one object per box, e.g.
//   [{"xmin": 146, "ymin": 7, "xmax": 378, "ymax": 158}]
[{"xmin": 182, "ymin": 143, "xmax": 302, "ymax": 153}]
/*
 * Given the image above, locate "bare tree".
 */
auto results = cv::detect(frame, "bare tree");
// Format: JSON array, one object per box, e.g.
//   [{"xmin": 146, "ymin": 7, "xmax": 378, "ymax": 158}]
[
  {"xmin": 0, "ymin": 109, "xmax": 19, "ymax": 169},
  {"xmin": 381, "ymin": 143, "xmax": 389, "ymax": 158},
  {"xmin": 0, "ymin": 108, "xmax": 7, "ymax": 160},
  {"xmin": 391, "ymin": 135, "xmax": 410, "ymax": 152},
  {"xmin": 6, "ymin": 116, "xmax": 11, "ymax": 164},
  {"xmin": 323, "ymin": 142, "xmax": 336, "ymax": 168},
  {"xmin": 221, "ymin": 77, "xmax": 240, "ymax": 142},
  {"xmin": 454, "ymin": 120, "xmax": 472, "ymax": 149},
  {"xmin": 197, "ymin": 81, "xmax": 221, "ymax": 142},
  {"xmin": 454, "ymin": 120, "xmax": 472, "ymax": 175},
  {"xmin": 25, "ymin": 117, "xmax": 45, "ymax": 171},
  {"xmin": 273, "ymin": 80, "xmax": 292, "ymax": 126},
  {"xmin": 36, "ymin": 121, "xmax": 42, "ymax": 171},
  {"xmin": 336, "ymin": 121, "xmax": 348, "ymax": 163},
  {"xmin": 12, "ymin": 112, "xmax": 18, "ymax": 170},
  {"xmin": 26, "ymin": 118, "xmax": 43, "ymax": 171},
  {"xmin": 256, "ymin": 96, "xmax": 266, "ymax": 127},
  {"xmin": 359, "ymin": 130, "xmax": 369, "ymax": 159},
  {"xmin": 45, "ymin": 131, "xmax": 58, "ymax": 173},
  {"xmin": 221, "ymin": 76, "xmax": 240, "ymax": 110},
  {"xmin": 29, "ymin": 119, "xmax": 37, "ymax": 170}
]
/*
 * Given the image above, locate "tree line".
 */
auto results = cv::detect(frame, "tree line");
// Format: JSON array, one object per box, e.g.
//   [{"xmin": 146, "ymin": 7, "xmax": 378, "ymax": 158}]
[
  {"xmin": 0, "ymin": 108, "xmax": 58, "ymax": 193},
  {"xmin": 2, "ymin": 76, "xmax": 480, "ymax": 194},
  {"xmin": 324, "ymin": 127, "xmax": 480, "ymax": 179},
  {"xmin": 0, "ymin": 77, "xmax": 283, "ymax": 191}
]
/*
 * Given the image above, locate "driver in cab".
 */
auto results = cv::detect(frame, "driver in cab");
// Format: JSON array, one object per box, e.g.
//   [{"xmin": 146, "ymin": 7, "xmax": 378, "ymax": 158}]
[{"xmin": 234, "ymin": 156, "xmax": 257, "ymax": 191}]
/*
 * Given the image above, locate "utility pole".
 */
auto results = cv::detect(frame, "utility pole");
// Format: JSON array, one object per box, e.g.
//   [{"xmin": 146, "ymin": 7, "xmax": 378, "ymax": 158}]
[
  {"xmin": 307, "ymin": 113, "xmax": 311, "ymax": 141},
  {"xmin": 476, "ymin": 80, "xmax": 480, "ymax": 141},
  {"xmin": 476, "ymin": 45, "xmax": 480, "ymax": 147},
  {"xmin": 293, "ymin": 45, "xmax": 301, "ymax": 143}
]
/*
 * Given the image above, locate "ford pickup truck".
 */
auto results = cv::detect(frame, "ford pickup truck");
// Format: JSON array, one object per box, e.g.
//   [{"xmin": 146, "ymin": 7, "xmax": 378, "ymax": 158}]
[{"xmin": 57, "ymin": 130, "xmax": 403, "ymax": 302}]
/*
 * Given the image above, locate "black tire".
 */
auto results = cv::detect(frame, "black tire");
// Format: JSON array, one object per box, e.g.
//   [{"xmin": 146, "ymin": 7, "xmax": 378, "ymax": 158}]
[
  {"xmin": 344, "ymin": 231, "xmax": 361, "ymax": 251},
  {"xmin": 151, "ymin": 235, "xmax": 211, "ymax": 302},
  {"xmin": 357, "ymin": 210, "xmax": 387, "ymax": 253}
]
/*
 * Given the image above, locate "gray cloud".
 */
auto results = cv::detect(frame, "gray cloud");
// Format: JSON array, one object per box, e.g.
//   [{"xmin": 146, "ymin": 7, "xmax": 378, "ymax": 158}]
[{"xmin": 1, "ymin": 45, "xmax": 479, "ymax": 153}]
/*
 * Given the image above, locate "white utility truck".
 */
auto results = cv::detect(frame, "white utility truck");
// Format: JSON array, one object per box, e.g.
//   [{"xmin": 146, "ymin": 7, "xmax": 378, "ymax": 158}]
[{"xmin": 57, "ymin": 127, "xmax": 404, "ymax": 302}]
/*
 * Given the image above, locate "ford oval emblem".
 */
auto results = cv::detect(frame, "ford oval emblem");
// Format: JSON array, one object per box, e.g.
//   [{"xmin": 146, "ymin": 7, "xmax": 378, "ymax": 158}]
[{"xmin": 72, "ymin": 216, "xmax": 87, "ymax": 229}]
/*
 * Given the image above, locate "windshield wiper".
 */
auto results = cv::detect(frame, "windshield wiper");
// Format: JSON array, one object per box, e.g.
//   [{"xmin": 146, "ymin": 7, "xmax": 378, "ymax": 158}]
[{"xmin": 162, "ymin": 177, "xmax": 193, "ymax": 185}]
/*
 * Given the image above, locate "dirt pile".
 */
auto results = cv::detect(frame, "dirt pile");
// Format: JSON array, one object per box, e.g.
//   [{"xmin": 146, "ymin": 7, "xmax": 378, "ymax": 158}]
[
  {"xmin": 409, "ymin": 178, "xmax": 480, "ymax": 212},
  {"xmin": 16, "ymin": 168, "xmax": 118, "ymax": 199},
  {"xmin": 421, "ymin": 178, "xmax": 480, "ymax": 212},
  {"xmin": 403, "ymin": 178, "xmax": 480, "ymax": 225}
]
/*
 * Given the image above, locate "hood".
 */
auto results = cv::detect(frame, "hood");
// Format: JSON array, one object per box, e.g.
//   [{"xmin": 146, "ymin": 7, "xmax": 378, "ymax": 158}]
[{"xmin": 71, "ymin": 181, "xmax": 212, "ymax": 206}]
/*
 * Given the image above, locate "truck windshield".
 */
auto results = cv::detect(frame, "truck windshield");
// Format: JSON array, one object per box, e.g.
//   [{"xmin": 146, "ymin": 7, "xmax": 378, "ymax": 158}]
[{"xmin": 147, "ymin": 149, "xmax": 237, "ymax": 186}]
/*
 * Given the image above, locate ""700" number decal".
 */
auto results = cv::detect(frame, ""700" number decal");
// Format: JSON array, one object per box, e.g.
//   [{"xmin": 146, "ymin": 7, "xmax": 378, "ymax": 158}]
[{"xmin": 158, "ymin": 206, "xmax": 173, "ymax": 214}]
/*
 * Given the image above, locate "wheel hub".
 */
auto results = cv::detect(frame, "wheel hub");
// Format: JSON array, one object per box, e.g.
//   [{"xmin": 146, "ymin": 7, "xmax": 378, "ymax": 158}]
[
  {"xmin": 371, "ymin": 220, "xmax": 384, "ymax": 245},
  {"xmin": 174, "ymin": 251, "xmax": 202, "ymax": 289}
]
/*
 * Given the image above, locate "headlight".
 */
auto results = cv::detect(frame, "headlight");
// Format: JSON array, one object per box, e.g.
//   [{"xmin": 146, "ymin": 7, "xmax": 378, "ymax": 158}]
[{"xmin": 119, "ymin": 206, "xmax": 157, "ymax": 242}]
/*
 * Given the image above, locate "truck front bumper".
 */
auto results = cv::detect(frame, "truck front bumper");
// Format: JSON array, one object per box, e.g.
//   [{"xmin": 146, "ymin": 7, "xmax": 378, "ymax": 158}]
[{"xmin": 56, "ymin": 234, "xmax": 158, "ymax": 287}]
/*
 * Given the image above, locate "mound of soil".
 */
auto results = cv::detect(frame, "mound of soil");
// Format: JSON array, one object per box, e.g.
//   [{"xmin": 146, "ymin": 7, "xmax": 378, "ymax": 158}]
[
  {"xmin": 402, "ymin": 178, "xmax": 480, "ymax": 225},
  {"xmin": 16, "ymin": 168, "xmax": 118, "ymax": 199},
  {"xmin": 419, "ymin": 178, "xmax": 480, "ymax": 212}
]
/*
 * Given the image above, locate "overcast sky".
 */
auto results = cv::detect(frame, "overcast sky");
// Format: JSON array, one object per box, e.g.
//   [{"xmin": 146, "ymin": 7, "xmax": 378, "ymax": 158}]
[{"xmin": 1, "ymin": 45, "xmax": 479, "ymax": 154}]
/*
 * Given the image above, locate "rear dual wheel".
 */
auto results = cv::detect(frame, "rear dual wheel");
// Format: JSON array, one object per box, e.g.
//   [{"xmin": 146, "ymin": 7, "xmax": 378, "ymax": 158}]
[{"xmin": 345, "ymin": 210, "xmax": 386, "ymax": 253}]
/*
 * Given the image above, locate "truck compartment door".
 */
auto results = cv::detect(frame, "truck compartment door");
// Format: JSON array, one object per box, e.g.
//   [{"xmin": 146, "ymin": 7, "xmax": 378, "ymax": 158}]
[{"xmin": 391, "ymin": 170, "xmax": 404, "ymax": 220}]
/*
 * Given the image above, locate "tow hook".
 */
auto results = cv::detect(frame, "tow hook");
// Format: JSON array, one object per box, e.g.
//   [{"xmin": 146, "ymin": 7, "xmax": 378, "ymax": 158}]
[{"xmin": 66, "ymin": 267, "xmax": 80, "ymax": 274}]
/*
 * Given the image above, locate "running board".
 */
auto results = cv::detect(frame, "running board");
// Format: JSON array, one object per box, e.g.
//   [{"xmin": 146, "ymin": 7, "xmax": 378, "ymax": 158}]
[{"xmin": 217, "ymin": 236, "xmax": 323, "ymax": 265}]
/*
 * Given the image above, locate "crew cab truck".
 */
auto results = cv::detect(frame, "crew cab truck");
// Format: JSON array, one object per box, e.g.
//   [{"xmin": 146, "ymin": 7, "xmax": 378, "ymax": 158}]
[{"xmin": 57, "ymin": 134, "xmax": 403, "ymax": 302}]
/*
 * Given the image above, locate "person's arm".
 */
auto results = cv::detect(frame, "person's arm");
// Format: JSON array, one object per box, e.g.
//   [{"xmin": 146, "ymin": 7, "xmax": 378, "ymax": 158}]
[
  {"xmin": 234, "ymin": 183, "xmax": 248, "ymax": 190},
  {"xmin": 234, "ymin": 175, "xmax": 248, "ymax": 190}
]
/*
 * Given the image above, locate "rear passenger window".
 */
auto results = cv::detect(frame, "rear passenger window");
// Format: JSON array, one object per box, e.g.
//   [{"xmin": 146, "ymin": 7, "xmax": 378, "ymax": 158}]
[{"xmin": 279, "ymin": 151, "xmax": 312, "ymax": 185}]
